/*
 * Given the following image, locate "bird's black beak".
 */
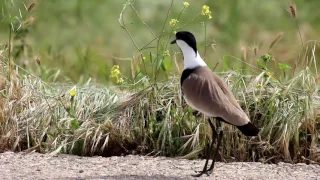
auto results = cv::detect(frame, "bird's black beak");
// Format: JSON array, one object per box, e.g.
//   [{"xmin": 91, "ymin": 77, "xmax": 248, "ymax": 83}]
[{"xmin": 170, "ymin": 39, "xmax": 176, "ymax": 44}]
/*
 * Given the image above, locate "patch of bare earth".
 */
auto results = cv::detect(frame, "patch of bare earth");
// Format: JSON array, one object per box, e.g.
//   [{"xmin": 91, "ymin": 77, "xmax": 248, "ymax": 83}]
[{"xmin": 0, "ymin": 152, "xmax": 319, "ymax": 180}]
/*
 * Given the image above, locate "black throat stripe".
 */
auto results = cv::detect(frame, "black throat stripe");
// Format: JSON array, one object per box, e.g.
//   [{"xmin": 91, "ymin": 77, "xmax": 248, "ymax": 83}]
[{"xmin": 180, "ymin": 68, "xmax": 197, "ymax": 87}]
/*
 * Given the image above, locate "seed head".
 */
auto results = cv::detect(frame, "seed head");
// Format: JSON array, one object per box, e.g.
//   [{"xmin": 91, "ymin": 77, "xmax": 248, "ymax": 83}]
[
  {"xmin": 28, "ymin": 2, "xmax": 36, "ymax": 12},
  {"xmin": 23, "ymin": 17, "xmax": 35, "ymax": 27},
  {"xmin": 36, "ymin": 57, "xmax": 41, "ymax": 66},
  {"xmin": 288, "ymin": 2, "xmax": 297, "ymax": 19}
]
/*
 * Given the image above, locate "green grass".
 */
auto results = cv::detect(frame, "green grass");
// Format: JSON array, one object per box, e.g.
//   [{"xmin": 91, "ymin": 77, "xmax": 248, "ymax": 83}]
[
  {"xmin": 0, "ymin": 0, "xmax": 319, "ymax": 164},
  {"xmin": 1, "ymin": 0, "xmax": 320, "ymax": 82}
]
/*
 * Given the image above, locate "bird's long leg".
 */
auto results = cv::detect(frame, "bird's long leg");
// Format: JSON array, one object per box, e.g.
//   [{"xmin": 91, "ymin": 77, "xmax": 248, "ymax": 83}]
[
  {"xmin": 207, "ymin": 120, "xmax": 223, "ymax": 174},
  {"xmin": 192, "ymin": 118, "xmax": 217, "ymax": 177}
]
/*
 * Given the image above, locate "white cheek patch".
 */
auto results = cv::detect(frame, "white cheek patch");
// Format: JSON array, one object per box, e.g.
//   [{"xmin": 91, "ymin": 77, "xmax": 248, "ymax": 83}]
[
  {"xmin": 175, "ymin": 39, "xmax": 207, "ymax": 69},
  {"xmin": 176, "ymin": 40, "xmax": 187, "ymax": 49}
]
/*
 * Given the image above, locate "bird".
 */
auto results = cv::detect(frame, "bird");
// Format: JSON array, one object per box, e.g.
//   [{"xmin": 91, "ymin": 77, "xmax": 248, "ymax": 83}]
[{"xmin": 171, "ymin": 31, "xmax": 259, "ymax": 177}]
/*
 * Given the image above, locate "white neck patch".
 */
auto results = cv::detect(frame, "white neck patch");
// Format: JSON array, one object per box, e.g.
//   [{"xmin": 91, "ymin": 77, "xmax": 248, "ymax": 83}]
[{"xmin": 176, "ymin": 40, "xmax": 207, "ymax": 69}]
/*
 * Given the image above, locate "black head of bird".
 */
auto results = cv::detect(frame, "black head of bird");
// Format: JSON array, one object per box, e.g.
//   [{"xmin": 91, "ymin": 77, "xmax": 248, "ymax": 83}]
[{"xmin": 171, "ymin": 31, "xmax": 197, "ymax": 55}]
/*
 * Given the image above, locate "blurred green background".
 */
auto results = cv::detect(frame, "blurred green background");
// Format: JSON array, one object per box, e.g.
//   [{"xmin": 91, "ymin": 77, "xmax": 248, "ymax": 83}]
[{"xmin": 1, "ymin": 0, "xmax": 320, "ymax": 83}]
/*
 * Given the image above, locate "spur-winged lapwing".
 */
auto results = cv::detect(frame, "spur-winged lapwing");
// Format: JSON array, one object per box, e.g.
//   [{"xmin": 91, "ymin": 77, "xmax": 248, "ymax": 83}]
[{"xmin": 171, "ymin": 31, "xmax": 259, "ymax": 177}]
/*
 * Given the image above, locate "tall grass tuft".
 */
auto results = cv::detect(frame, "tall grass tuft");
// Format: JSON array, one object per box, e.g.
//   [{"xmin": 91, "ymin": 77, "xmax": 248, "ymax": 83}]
[{"xmin": 0, "ymin": 60, "xmax": 319, "ymax": 162}]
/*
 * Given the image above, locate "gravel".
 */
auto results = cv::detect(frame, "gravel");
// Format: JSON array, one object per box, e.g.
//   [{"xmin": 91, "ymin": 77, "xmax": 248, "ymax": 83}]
[{"xmin": 0, "ymin": 151, "xmax": 319, "ymax": 180}]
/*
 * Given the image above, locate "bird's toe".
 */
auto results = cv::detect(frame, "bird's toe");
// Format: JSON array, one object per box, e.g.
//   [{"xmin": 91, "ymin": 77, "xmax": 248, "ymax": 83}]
[
  {"xmin": 192, "ymin": 170, "xmax": 205, "ymax": 177},
  {"xmin": 206, "ymin": 170, "xmax": 213, "ymax": 176}
]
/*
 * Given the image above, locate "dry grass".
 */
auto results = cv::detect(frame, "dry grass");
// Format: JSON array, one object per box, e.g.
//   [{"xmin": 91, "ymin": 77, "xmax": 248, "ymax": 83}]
[{"xmin": 0, "ymin": 58, "xmax": 319, "ymax": 163}]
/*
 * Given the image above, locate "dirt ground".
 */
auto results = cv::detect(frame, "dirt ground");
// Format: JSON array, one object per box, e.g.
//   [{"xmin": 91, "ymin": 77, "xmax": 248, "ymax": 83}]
[{"xmin": 0, "ymin": 151, "xmax": 319, "ymax": 180}]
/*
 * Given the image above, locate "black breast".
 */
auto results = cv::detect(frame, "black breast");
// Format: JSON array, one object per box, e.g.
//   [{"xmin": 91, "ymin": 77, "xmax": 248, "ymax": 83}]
[{"xmin": 180, "ymin": 68, "xmax": 197, "ymax": 87}]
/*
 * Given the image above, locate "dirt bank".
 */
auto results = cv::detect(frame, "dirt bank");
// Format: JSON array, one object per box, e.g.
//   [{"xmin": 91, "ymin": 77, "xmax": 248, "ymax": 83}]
[{"xmin": 0, "ymin": 152, "xmax": 319, "ymax": 180}]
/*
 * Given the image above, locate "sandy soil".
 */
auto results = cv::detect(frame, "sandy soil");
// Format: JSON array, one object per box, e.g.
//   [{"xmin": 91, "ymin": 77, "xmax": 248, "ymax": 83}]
[{"xmin": 0, "ymin": 151, "xmax": 319, "ymax": 180}]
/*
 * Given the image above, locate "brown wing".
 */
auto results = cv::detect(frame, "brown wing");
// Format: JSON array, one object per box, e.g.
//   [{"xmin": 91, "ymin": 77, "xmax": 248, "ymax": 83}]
[
  {"xmin": 182, "ymin": 67, "xmax": 249, "ymax": 126},
  {"xmin": 212, "ymin": 72, "xmax": 242, "ymax": 110}
]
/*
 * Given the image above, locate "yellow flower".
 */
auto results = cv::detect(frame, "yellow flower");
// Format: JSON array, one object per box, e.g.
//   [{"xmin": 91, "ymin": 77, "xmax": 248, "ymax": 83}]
[
  {"xmin": 69, "ymin": 89, "xmax": 77, "ymax": 97},
  {"xmin": 201, "ymin": 5, "xmax": 210, "ymax": 15},
  {"xmin": 110, "ymin": 65, "xmax": 120, "ymax": 78},
  {"xmin": 265, "ymin": 71, "xmax": 275, "ymax": 80},
  {"xmin": 110, "ymin": 65, "xmax": 124, "ymax": 84},
  {"xmin": 117, "ymin": 77, "xmax": 124, "ymax": 84},
  {"xmin": 201, "ymin": 5, "xmax": 212, "ymax": 19},
  {"xmin": 183, "ymin": 2, "xmax": 189, "ymax": 8},
  {"xmin": 163, "ymin": 50, "xmax": 170, "ymax": 57},
  {"xmin": 265, "ymin": 71, "xmax": 272, "ymax": 77},
  {"xmin": 169, "ymin": 19, "xmax": 179, "ymax": 27}
]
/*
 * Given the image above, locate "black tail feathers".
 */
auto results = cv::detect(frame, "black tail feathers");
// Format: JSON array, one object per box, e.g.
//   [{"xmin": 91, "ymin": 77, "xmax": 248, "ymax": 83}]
[{"xmin": 237, "ymin": 122, "xmax": 259, "ymax": 136}]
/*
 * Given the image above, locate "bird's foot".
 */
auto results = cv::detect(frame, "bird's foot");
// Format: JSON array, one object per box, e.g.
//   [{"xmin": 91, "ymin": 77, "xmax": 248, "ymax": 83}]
[
  {"xmin": 192, "ymin": 169, "xmax": 213, "ymax": 177},
  {"xmin": 206, "ymin": 170, "xmax": 213, "ymax": 176}
]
